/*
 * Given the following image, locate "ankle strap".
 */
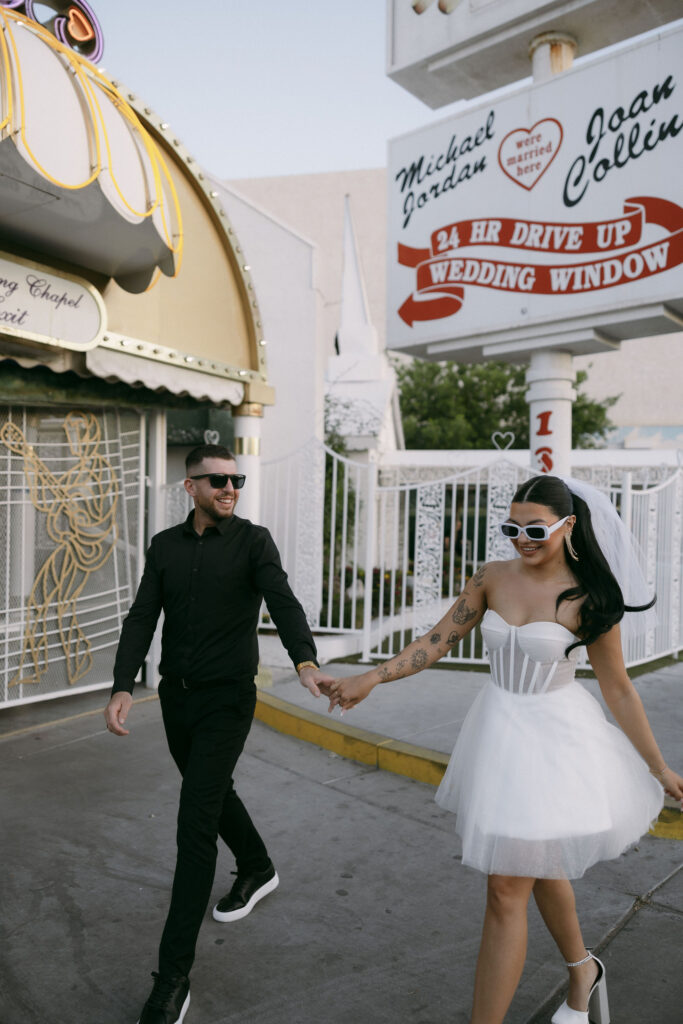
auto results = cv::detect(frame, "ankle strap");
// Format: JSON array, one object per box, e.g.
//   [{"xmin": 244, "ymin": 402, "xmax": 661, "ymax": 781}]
[{"xmin": 565, "ymin": 952, "xmax": 593, "ymax": 968}]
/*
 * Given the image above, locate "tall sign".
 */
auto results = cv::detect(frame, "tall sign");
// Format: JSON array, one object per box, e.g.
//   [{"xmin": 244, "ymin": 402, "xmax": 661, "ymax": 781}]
[{"xmin": 387, "ymin": 23, "xmax": 683, "ymax": 366}]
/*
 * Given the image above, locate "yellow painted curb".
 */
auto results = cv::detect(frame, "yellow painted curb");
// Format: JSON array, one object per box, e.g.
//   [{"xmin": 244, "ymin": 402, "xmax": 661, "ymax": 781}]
[
  {"xmin": 378, "ymin": 739, "xmax": 449, "ymax": 786},
  {"xmin": 255, "ymin": 691, "xmax": 448, "ymax": 784},
  {"xmin": 649, "ymin": 807, "xmax": 683, "ymax": 841}
]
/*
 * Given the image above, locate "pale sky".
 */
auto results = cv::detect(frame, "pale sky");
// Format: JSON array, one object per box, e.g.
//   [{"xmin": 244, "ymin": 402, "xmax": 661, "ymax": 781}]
[{"xmin": 92, "ymin": 0, "xmax": 462, "ymax": 179}]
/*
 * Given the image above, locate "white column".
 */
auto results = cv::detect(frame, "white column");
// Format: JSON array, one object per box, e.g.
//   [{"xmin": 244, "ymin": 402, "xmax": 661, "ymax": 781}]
[
  {"xmin": 525, "ymin": 350, "xmax": 576, "ymax": 477},
  {"xmin": 361, "ymin": 450, "xmax": 378, "ymax": 662},
  {"xmin": 528, "ymin": 32, "xmax": 576, "ymax": 83},
  {"xmin": 233, "ymin": 402, "xmax": 263, "ymax": 523},
  {"xmin": 146, "ymin": 410, "xmax": 167, "ymax": 689},
  {"xmin": 146, "ymin": 409, "xmax": 167, "ymax": 540},
  {"xmin": 525, "ymin": 33, "xmax": 578, "ymax": 476}
]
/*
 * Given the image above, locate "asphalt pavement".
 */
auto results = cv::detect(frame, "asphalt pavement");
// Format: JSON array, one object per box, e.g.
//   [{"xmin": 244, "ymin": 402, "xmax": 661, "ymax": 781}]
[{"xmin": 0, "ymin": 658, "xmax": 681, "ymax": 1024}]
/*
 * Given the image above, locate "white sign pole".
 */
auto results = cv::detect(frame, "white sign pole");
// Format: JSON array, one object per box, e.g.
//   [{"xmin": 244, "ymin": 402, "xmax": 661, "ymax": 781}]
[
  {"xmin": 526, "ymin": 34, "xmax": 577, "ymax": 476},
  {"xmin": 526, "ymin": 349, "xmax": 576, "ymax": 475}
]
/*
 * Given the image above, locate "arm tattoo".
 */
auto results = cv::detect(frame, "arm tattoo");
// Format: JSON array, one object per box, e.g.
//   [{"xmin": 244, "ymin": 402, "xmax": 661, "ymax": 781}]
[
  {"xmin": 447, "ymin": 630, "xmax": 462, "ymax": 647},
  {"xmin": 377, "ymin": 645, "xmax": 429, "ymax": 684},
  {"xmin": 471, "ymin": 565, "xmax": 486, "ymax": 587},
  {"xmin": 452, "ymin": 599, "xmax": 478, "ymax": 626},
  {"xmin": 429, "ymin": 632, "xmax": 442, "ymax": 645},
  {"xmin": 411, "ymin": 648, "xmax": 428, "ymax": 670}
]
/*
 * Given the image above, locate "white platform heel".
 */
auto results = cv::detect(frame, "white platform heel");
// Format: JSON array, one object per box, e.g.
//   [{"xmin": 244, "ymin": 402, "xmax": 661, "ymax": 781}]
[{"xmin": 551, "ymin": 952, "xmax": 610, "ymax": 1024}]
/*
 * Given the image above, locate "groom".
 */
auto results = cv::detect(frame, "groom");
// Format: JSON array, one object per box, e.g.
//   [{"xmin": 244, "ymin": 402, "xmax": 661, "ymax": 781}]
[{"xmin": 104, "ymin": 444, "xmax": 332, "ymax": 1024}]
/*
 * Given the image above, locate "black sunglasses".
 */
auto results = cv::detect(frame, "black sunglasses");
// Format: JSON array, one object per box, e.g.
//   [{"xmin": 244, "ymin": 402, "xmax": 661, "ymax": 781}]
[{"xmin": 190, "ymin": 473, "xmax": 246, "ymax": 490}]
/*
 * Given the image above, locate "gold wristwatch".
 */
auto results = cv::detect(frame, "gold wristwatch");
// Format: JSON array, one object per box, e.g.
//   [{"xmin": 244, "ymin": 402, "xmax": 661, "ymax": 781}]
[{"xmin": 296, "ymin": 660, "xmax": 318, "ymax": 674}]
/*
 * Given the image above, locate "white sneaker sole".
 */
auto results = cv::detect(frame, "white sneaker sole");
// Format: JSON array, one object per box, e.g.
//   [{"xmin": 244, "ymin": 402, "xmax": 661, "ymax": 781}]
[
  {"xmin": 212, "ymin": 871, "xmax": 279, "ymax": 922},
  {"xmin": 136, "ymin": 989, "xmax": 190, "ymax": 1024}
]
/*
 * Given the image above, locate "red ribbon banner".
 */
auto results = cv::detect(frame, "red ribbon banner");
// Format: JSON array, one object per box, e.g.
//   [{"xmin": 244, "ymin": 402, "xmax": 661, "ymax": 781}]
[{"xmin": 397, "ymin": 197, "xmax": 683, "ymax": 325}]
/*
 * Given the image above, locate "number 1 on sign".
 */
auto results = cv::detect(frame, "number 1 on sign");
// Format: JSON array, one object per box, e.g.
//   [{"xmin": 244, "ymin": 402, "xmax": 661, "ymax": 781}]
[{"xmin": 536, "ymin": 410, "xmax": 552, "ymax": 436}]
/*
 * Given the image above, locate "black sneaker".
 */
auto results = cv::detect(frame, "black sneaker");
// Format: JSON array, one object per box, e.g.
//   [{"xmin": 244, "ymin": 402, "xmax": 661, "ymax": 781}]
[
  {"xmin": 212, "ymin": 863, "xmax": 279, "ymax": 922},
  {"xmin": 137, "ymin": 971, "xmax": 190, "ymax": 1024}
]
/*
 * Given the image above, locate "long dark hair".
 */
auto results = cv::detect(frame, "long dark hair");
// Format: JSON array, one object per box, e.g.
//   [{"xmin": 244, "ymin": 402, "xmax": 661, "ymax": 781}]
[{"xmin": 511, "ymin": 475, "xmax": 655, "ymax": 655}]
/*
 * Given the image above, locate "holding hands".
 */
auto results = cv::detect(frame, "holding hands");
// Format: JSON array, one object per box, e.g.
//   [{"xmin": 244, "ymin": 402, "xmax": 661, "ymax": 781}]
[
  {"xmin": 326, "ymin": 672, "xmax": 377, "ymax": 713},
  {"xmin": 297, "ymin": 664, "xmax": 336, "ymax": 698},
  {"xmin": 318, "ymin": 583, "xmax": 486, "ymax": 713}
]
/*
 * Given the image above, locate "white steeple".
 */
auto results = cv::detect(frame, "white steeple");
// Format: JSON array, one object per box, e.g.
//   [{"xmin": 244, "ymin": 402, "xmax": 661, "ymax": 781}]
[
  {"xmin": 337, "ymin": 195, "xmax": 378, "ymax": 356},
  {"xmin": 326, "ymin": 196, "xmax": 404, "ymax": 453}
]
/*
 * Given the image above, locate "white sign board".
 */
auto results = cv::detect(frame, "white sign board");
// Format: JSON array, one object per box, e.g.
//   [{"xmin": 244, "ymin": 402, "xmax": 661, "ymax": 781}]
[
  {"xmin": 0, "ymin": 251, "xmax": 105, "ymax": 351},
  {"xmin": 387, "ymin": 23, "xmax": 683, "ymax": 362}
]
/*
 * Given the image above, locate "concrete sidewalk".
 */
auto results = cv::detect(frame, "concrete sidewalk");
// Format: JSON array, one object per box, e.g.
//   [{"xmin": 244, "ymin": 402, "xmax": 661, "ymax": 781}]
[{"xmin": 0, "ymin": 660, "xmax": 681, "ymax": 1023}]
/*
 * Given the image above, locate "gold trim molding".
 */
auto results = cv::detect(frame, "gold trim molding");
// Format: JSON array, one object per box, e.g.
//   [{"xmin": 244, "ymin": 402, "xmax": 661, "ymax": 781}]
[
  {"xmin": 98, "ymin": 332, "xmax": 265, "ymax": 386},
  {"xmin": 234, "ymin": 403, "xmax": 264, "ymax": 418},
  {"xmin": 233, "ymin": 437, "xmax": 261, "ymax": 456}
]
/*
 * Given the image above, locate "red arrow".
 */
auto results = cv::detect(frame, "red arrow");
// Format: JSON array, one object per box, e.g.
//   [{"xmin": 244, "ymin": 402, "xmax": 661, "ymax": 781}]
[
  {"xmin": 398, "ymin": 291, "xmax": 463, "ymax": 326},
  {"xmin": 627, "ymin": 195, "xmax": 683, "ymax": 232},
  {"xmin": 398, "ymin": 242, "xmax": 431, "ymax": 267}
]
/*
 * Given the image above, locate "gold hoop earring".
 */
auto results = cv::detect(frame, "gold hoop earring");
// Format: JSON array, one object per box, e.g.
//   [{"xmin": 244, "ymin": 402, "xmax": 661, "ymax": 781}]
[{"xmin": 565, "ymin": 532, "xmax": 579, "ymax": 562}]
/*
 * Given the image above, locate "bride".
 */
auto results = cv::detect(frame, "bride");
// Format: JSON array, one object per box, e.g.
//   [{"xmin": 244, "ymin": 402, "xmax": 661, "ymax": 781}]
[{"xmin": 327, "ymin": 474, "xmax": 683, "ymax": 1024}]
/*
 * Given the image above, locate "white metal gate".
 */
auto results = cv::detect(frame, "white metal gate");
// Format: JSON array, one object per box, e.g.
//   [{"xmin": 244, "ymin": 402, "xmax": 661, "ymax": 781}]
[
  {"xmin": 0, "ymin": 406, "xmax": 144, "ymax": 706},
  {"xmin": 260, "ymin": 439, "xmax": 369, "ymax": 635},
  {"xmin": 367, "ymin": 459, "xmax": 531, "ymax": 663}
]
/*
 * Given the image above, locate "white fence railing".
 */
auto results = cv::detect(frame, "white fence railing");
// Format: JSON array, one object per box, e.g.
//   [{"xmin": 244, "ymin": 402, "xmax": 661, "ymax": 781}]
[
  {"xmin": 623, "ymin": 470, "xmax": 683, "ymax": 665},
  {"xmin": 259, "ymin": 442, "xmax": 683, "ymax": 670}
]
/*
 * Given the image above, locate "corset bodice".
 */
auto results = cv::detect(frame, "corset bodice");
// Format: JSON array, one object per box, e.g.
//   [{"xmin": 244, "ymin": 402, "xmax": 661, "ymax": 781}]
[{"xmin": 481, "ymin": 609, "xmax": 579, "ymax": 695}]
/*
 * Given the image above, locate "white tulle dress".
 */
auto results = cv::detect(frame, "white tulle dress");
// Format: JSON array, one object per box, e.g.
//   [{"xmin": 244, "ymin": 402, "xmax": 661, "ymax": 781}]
[{"xmin": 435, "ymin": 610, "xmax": 663, "ymax": 879}]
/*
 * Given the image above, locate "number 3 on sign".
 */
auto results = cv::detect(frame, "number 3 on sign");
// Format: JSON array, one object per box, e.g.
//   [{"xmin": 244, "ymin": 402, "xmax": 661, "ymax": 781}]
[{"xmin": 535, "ymin": 446, "xmax": 554, "ymax": 473}]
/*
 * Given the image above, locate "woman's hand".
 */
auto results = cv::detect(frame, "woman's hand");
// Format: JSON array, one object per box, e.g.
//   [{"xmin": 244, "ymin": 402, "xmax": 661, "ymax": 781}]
[
  {"xmin": 657, "ymin": 766, "xmax": 683, "ymax": 806},
  {"xmin": 327, "ymin": 674, "xmax": 376, "ymax": 713}
]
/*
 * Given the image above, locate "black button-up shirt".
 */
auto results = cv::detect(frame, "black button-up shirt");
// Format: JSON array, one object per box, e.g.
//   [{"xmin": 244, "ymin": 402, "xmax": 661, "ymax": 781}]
[{"xmin": 112, "ymin": 512, "xmax": 317, "ymax": 693}]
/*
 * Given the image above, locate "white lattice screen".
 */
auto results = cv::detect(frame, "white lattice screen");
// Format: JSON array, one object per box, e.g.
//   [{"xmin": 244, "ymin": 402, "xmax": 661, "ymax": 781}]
[{"xmin": 0, "ymin": 406, "xmax": 144, "ymax": 706}]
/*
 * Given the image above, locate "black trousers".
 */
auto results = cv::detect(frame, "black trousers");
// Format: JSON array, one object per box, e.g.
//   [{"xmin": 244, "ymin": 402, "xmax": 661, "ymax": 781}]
[{"xmin": 157, "ymin": 678, "xmax": 270, "ymax": 978}]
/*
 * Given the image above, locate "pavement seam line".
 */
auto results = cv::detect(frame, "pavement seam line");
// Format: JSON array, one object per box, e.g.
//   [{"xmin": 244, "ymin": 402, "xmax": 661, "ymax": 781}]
[
  {"xmin": 0, "ymin": 693, "xmax": 158, "ymax": 742},
  {"xmin": 642, "ymin": 897, "xmax": 683, "ymax": 917},
  {"xmin": 529, "ymin": 861, "xmax": 683, "ymax": 1022},
  {"xmin": 639, "ymin": 859, "xmax": 682, "ymax": 899}
]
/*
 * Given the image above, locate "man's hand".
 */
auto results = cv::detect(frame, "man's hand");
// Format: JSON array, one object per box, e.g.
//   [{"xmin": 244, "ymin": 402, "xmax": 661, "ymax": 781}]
[
  {"xmin": 104, "ymin": 692, "xmax": 133, "ymax": 736},
  {"xmin": 298, "ymin": 667, "xmax": 335, "ymax": 698}
]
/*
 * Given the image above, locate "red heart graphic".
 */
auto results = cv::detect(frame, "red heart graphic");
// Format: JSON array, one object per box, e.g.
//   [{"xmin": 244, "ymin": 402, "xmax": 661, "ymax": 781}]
[
  {"xmin": 497, "ymin": 118, "xmax": 563, "ymax": 190},
  {"xmin": 67, "ymin": 6, "xmax": 95, "ymax": 44}
]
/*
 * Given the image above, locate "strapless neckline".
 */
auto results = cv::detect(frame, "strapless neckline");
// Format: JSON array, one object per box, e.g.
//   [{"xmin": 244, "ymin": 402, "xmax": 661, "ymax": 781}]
[{"xmin": 484, "ymin": 608, "xmax": 578, "ymax": 640}]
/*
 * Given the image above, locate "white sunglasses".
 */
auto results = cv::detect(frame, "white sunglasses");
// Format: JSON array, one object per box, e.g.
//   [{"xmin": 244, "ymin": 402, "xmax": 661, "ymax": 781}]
[{"xmin": 499, "ymin": 515, "xmax": 570, "ymax": 542}]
